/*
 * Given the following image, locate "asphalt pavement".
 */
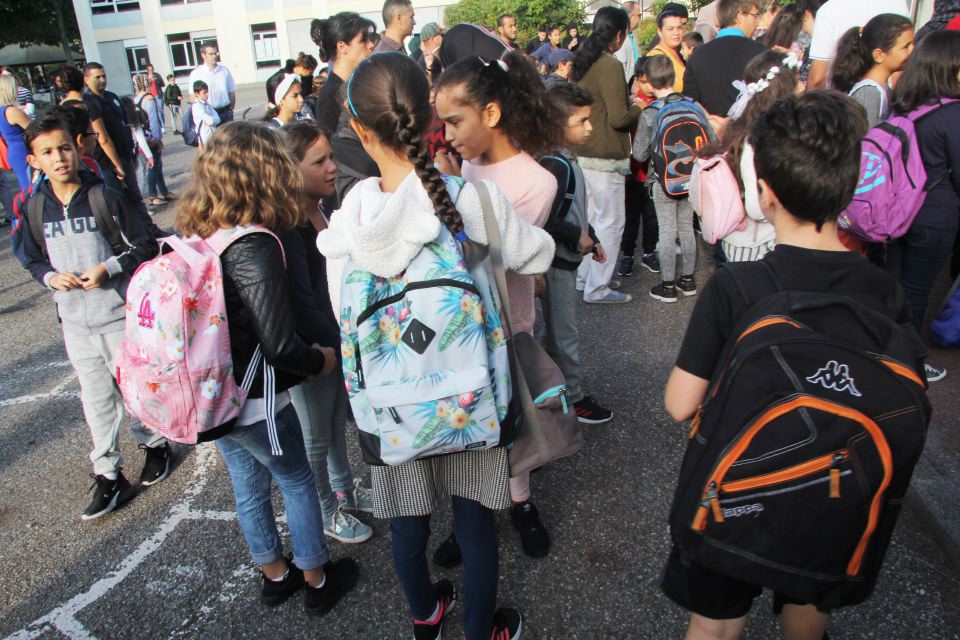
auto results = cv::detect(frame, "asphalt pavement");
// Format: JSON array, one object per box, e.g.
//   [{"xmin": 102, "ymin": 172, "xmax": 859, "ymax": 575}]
[{"xmin": 0, "ymin": 84, "xmax": 958, "ymax": 639}]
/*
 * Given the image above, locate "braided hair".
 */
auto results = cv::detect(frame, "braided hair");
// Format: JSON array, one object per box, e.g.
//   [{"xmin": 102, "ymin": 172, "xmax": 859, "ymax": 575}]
[{"xmin": 346, "ymin": 52, "xmax": 463, "ymax": 234}]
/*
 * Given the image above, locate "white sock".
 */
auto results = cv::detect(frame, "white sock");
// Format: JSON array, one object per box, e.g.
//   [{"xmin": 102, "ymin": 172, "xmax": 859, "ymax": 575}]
[
  {"xmin": 268, "ymin": 568, "xmax": 289, "ymax": 583},
  {"xmin": 311, "ymin": 574, "xmax": 327, "ymax": 590},
  {"xmin": 103, "ymin": 472, "xmax": 118, "ymax": 481}
]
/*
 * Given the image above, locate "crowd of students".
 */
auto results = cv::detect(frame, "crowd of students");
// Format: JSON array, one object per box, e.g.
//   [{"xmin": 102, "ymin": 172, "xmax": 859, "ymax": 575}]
[{"xmin": 3, "ymin": 0, "xmax": 960, "ymax": 638}]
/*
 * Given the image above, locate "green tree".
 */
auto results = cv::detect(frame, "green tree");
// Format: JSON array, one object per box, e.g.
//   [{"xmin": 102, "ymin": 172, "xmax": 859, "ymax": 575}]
[
  {"xmin": 0, "ymin": 0, "xmax": 81, "ymax": 64},
  {"xmin": 445, "ymin": 0, "xmax": 586, "ymax": 44}
]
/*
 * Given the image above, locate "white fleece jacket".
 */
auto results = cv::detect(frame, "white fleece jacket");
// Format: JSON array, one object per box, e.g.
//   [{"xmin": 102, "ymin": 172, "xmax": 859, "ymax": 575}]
[{"xmin": 316, "ymin": 170, "xmax": 556, "ymax": 321}]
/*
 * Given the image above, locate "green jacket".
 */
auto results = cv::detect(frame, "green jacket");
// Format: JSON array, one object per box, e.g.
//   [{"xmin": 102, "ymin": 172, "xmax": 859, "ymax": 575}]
[{"xmin": 574, "ymin": 53, "xmax": 641, "ymax": 160}]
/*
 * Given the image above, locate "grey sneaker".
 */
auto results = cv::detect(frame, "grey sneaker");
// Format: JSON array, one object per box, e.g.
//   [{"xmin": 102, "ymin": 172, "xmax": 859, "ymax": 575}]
[
  {"xmin": 924, "ymin": 363, "xmax": 947, "ymax": 383},
  {"xmin": 584, "ymin": 290, "xmax": 633, "ymax": 304},
  {"xmin": 338, "ymin": 479, "xmax": 374, "ymax": 514},
  {"xmin": 324, "ymin": 508, "xmax": 373, "ymax": 544}
]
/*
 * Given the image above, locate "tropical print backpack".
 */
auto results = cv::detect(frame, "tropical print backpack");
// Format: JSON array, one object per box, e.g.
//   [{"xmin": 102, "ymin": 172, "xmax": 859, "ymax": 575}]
[
  {"xmin": 338, "ymin": 179, "xmax": 512, "ymax": 466},
  {"xmin": 116, "ymin": 225, "xmax": 284, "ymax": 451}
]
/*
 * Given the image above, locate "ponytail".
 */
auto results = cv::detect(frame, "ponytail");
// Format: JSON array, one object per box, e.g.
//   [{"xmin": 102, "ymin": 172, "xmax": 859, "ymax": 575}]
[{"xmin": 831, "ymin": 14, "xmax": 914, "ymax": 93}]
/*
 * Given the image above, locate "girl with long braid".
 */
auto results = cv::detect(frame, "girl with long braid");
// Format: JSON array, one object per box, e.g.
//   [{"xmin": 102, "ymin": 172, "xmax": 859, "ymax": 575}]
[{"xmin": 316, "ymin": 52, "xmax": 553, "ymax": 640}]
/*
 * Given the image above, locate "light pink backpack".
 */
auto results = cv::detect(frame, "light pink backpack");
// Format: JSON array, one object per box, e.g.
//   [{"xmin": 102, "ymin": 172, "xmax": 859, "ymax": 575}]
[
  {"xmin": 116, "ymin": 225, "xmax": 285, "ymax": 453},
  {"xmin": 689, "ymin": 154, "xmax": 747, "ymax": 245}
]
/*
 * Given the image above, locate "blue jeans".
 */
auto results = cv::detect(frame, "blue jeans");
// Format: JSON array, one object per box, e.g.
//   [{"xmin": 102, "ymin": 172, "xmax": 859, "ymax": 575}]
[
  {"xmin": 147, "ymin": 146, "xmax": 168, "ymax": 197},
  {"xmin": 215, "ymin": 404, "xmax": 330, "ymax": 570},
  {"xmin": 886, "ymin": 224, "xmax": 958, "ymax": 332},
  {"xmin": 289, "ymin": 374, "xmax": 353, "ymax": 519},
  {"xmin": 391, "ymin": 497, "xmax": 498, "ymax": 640}
]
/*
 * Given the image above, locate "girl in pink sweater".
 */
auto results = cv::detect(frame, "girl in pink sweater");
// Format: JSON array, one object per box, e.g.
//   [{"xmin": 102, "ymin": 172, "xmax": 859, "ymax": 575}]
[{"xmin": 435, "ymin": 51, "xmax": 563, "ymax": 561}]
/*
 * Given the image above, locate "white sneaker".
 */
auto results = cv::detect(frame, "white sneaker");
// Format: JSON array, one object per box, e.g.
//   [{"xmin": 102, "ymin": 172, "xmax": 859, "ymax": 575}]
[
  {"xmin": 323, "ymin": 508, "xmax": 373, "ymax": 544},
  {"xmin": 924, "ymin": 363, "xmax": 947, "ymax": 383},
  {"xmin": 338, "ymin": 478, "xmax": 374, "ymax": 514}
]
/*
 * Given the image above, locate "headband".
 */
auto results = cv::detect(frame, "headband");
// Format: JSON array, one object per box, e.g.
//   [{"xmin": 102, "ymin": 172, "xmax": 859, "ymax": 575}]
[
  {"xmin": 728, "ymin": 50, "xmax": 803, "ymax": 121},
  {"xmin": 272, "ymin": 74, "xmax": 299, "ymax": 108}
]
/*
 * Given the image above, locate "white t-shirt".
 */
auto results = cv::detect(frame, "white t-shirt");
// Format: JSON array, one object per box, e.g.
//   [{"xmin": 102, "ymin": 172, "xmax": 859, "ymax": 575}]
[
  {"xmin": 809, "ymin": 0, "xmax": 910, "ymax": 62},
  {"xmin": 188, "ymin": 63, "xmax": 236, "ymax": 110}
]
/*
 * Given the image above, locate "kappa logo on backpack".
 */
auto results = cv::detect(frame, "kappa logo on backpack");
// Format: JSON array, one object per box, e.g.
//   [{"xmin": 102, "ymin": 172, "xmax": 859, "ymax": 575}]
[
  {"xmin": 838, "ymin": 99, "xmax": 959, "ymax": 242},
  {"xmin": 116, "ymin": 225, "xmax": 284, "ymax": 448},
  {"xmin": 649, "ymin": 95, "xmax": 712, "ymax": 199},
  {"xmin": 181, "ymin": 108, "xmax": 199, "ymax": 147},
  {"xmin": 668, "ymin": 262, "xmax": 931, "ymax": 610},
  {"xmin": 338, "ymin": 180, "xmax": 512, "ymax": 466}
]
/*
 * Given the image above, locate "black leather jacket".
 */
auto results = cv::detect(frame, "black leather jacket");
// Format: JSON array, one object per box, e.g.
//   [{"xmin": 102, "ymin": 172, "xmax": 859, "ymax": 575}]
[{"xmin": 221, "ymin": 232, "xmax": 326, "ymax": 397}]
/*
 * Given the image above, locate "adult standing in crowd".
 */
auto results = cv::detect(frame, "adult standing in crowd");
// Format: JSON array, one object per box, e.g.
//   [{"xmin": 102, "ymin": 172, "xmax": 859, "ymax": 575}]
[
  {"xmin": 374, "ymin": 0, "xmax": 415, "ymax": 54},
  {"xmin": 496, "ymin": 14, "xmax": 519, "ymax": 48},
  {"xmin": 83, "ymin": 63, "xmax": 139, "ymax": 197},
  {"xmin": 188, "ymin": 45, "xmax": 237, "ymax": 123},
  {"xmin": 563, "ymin": 24, "xmax": 581, "ymax": 51},
  {"xmin": 58, "ymin": 65, "xmax": 124, "ymax": 193},
  {"xmin": 163, "ymin": 75, "xmax": 183, "ymax": 133},
  {"xmin": 684, "ymin": 0, "xmax": 769, "ymax": 116},
  {"xmin": 145, "ymin": 64, "xmax": 164, "ymax": 99},
  {"xmin": 754, "ymin": 0, "xmax": 783, "ymax": 40},
  {"xmin": 310, "ymin": 12, "xmax": 375, "ymax": 134},
  {"xmin": 526, "ymin": 26, "xmax": 548, "ymax": 54},
  {"xmin": 614, "ymin": 5, "xmax": 642, "ymax": 82},
  {"xmin": 0, "ymin": 75, "xmax": 31, "ymax": 189},
  {"xmin": 806, "ymin": 0, "xmax": 909, "ymax": 89},
  {"xmin": 133, "ymin": 74, "xmax": 173, "ymax": 207},
  {"xmin": 412, "ymin": 22, "xmax": 444, "ymax": 80},
  {"xmin": 647, "ymin": 6, "xmax": 688, "ymax": 92},
  {"xmin": 695, "ymin": 0, "xmax": 722, "ymax": 42},
  {"xmin": 572, "ymin": 6, "xmax": 642, "ymax": 304}
]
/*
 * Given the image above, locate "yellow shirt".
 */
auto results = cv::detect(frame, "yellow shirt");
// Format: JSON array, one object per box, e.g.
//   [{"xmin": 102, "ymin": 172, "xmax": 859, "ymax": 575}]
[{"xmin": 647, "ymin": 44, "xmax": 686, "ymax": 93}]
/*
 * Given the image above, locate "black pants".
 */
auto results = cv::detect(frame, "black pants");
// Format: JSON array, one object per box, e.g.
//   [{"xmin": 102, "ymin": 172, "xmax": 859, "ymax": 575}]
[{"xmin": 621, "ymin": 180, "xmax": 658, "ymax": 257}]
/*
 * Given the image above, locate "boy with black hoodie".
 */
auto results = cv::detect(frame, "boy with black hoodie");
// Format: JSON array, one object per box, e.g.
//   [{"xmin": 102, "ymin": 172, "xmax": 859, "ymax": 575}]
[
  {"xmin": 20, "ymin": 113, "xmax": 168, "ymax": 521},
  {"xmin": 541, "ymin": 83, "xmax": 613, "ymax": 424}
]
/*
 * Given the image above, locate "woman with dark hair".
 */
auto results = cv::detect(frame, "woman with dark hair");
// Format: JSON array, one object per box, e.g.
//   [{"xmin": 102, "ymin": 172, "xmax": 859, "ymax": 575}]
[
  {"xmin": 309, "ymin": 12, "xmax": 375, "ymax": 133},
  {"xmin": 571, "ymin": 6, "xmax": 641, "ymax": 304},
  {"xmin": 888, "ymin": 30, "xmax": 960, "ymax": 382}
]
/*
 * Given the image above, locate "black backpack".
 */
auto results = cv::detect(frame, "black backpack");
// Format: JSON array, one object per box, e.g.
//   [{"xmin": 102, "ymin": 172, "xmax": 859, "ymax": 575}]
[
  {"xmin": 538, "ymin": 154, "xmax": 577, "ymax": 221},
  {"xmin": 648, "ymin": 94, "xmax": 712, "ymax": 199},
  {"xmin": 668, "ymin": 261, "xmax": 931, "ymax": 610},
  {"xmin": 27, "ymin": 184, "xmax": 125, "ymax": 259}
]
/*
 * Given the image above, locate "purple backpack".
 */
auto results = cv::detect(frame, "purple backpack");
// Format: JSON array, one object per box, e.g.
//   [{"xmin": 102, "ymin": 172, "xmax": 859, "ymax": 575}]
[{"xmin": 838, "ymin": 99, "xmax": 958, "ymax": 243}]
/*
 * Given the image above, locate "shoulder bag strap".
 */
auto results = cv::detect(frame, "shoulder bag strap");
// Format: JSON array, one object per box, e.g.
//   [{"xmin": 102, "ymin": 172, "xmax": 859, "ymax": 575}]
[{"xmin": 27, "ymin": 190, "xmax": 48, "ymax": 258}]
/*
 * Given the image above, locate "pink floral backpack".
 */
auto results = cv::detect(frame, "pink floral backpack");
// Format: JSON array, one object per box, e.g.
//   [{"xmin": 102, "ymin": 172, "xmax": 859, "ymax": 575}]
[{"xmin": 116, "ymin": 225, "xmax": 285, "ymax": 452}]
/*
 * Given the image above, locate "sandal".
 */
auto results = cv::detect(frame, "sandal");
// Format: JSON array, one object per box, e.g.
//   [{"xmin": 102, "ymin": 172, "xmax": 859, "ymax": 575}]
[
  {"xmin": 148, "ymin": 197, "xmax": 165, "ymax": 206},
  {"xmin": 162, "ymin": 192, "xmax": 176, "ymax": 201}
]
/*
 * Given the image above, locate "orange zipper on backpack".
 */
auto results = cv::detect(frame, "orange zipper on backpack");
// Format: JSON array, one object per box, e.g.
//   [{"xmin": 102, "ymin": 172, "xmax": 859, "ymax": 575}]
[
  {"xmin": 720, "ymin": 450, "xmax": 848, "ymax": 494},
  {"xmin": 691, "ymin": 395, "xmax": 893, "ymax": 576}
]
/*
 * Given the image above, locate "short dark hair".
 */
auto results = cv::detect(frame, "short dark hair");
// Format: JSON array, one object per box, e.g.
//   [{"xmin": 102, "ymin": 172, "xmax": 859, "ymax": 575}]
[
  {"xmin": 750, "ymin": 91, "xmax": 867, "ymax": 229},
  {"xmin": 718, "ymin": 0, "xmax": 760, "ymax": 29},
  {"xmin": 193, "ymin": 80, "xmax": 208, "ymax": 92},
  {"xmin": 547, "ymin": 25, "xmax": 561, "ymax": 34},
  {"xmin": 497, "ymin": 14, "xmax": 514, "ymax": 27},
  {"xmin": 24, "ymin": 113, "xmax": 72, "ymax": 154},
  {"xmin": 641, "ymin": 55, "xmax": 675, "ymax": 90},
  {"xmin": 549, "ymin": 82, "xmax": 594, "ymax": 118},
  {"xmin": 682, "ymin": 31, "xmax": 704, "ymax": 47},
  {"xmin": 538, "ymin": 26, "xmax": 547, "ymax": 33},
  {"xmin": 49, "ymin": 105, "xmax": 92, "ymax": 141},
  {"xmin": 166, "ymin": 74, "xmax": 175, "ymax": 80},
  {"xmin": 56, "ymin": 65, "xmax": 84, "ymax": 92},
  {"xmin": 82, "ymin": 62, "xmax": 104, "ymax": 76}
]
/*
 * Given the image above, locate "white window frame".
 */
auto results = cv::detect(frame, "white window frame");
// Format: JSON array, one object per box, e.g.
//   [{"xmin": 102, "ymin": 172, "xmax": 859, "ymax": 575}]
[
  {"xmin": 251, "ymin": 23, "xmax": 281, "ymax": 69},
  {"xmin": 90, "ymin": 0, "xmax": 140, "ymax": 14}
]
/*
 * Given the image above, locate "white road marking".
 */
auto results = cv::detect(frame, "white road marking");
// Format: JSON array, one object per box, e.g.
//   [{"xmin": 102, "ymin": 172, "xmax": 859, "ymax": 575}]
[
  {"xmin": 4, "ymin": 444, "xmax": 225, "ymax": 640},
  {"xmin": 0, "ymin": 371, "xmax": 78, "ymax": 407}
]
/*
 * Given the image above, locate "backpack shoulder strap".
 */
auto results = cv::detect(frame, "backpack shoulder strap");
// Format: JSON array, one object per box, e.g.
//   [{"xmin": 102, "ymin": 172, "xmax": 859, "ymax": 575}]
[
  {"xmin": 538, "ymin": 155, "xmax": 576, "ymax": 220},
  {"xmin": 27, "ymin": 190, "xmax": 47, "ymax": 258},
  {"xmin": 89, "ymin": 184, "xmax": 127, "ymax": 254},
  {"xmin": 722, "ymin": 259, "xmax": 782, "ymax": 309}
]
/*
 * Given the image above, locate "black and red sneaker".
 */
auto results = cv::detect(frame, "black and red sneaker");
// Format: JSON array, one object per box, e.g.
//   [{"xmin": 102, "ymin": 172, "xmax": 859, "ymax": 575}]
[
  {"xmin": 490, "ymin": 607, "xmax": 523, "ymax": 640},
  {"xmin": 413, "ymin": 580, "xmax": 458, "ymax": 640},
  {"xmin": 573, "ymin": 396, "xmax": 613, "ymax": 425}
]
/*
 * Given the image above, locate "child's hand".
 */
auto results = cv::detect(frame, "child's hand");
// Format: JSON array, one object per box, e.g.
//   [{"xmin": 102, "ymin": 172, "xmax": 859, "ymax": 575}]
[
  {"xmin": 578, "ymin": 229, "xmax": 595, "ymax": 255},
  {"xmin": 592, "ymin": 242, "xmax": 607, "ymax": 264},
  {"xmin": 146, "ymin": 156, "xmax": 155, "ymax": 169},
  {"xmin": 50, "ymin": 272, "xmax": 84, "ymax": 291},
  {"xmin": 534, "ymin": 275, "xmax": 546, "ymax": 298},
  {"xmin": 435, "ymin": 150, "xmax": 461, "ymax": 177},
  {"xmin": 314, "ymin": 344, "xmax": 337, "ymax": 375},
  {"xmin": 79, "ymin": 264, "xmax": 109, "ymax": 290}
]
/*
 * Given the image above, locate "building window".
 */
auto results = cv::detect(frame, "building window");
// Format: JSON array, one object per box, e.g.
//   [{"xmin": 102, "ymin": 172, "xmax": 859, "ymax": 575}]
[
  {"xmin": 126, "ymin": 46, "xmax": 151, "ymax": 80},
  {"xmin": 90, "ymin": 0, "xmax": 140, "ymax": 13},
  {"xmin": 251, "ymin": 22, "xmax": 280, "ymax": 69},
  {"xmin": 159, "ymin": 0, "xmax": 210, "ymax": 4},
  {"xmin": 167, "ymin": 32, "xmax": 218, "ymax": 78}
]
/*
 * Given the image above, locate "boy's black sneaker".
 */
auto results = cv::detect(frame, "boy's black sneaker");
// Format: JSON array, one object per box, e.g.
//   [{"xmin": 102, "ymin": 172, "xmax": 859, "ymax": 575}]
[
  {"xmin": 304, "ymin": 557, "xmax": 359, "ymax": 617},
  {"xmin": 617, "ymin": 254, "xmax": 634, "ymax": 277},
  {"xmin": 139, "ymin": 443, "xmax": 171, "ymax": 486},
  {"xmin": 82, "ymin": 471, "xmax": 131, "ymax": 521},
  {"xmin": 650, "ymin": 282, "xmax": 677, "ymax": 303},
  {"xmin": 260, "ymin": 557, "xmax": 305, "ymax": 606},
  {"xmin": 510, "ymin": 501, "xmax": 550, "ymax": 558},
  {"xmin": 432, "ymin": 531, "xmax": 462, "ymax": 567},
  {"xmin": 491, "ymin": 607, "xmax": 523, "ymax": 640},
  {"xmin": 413, "ymin": 580, "xmax": 458, "ymax": 640},
  {"xmin": 573, "ymin": 396, "xmax": 613, "ymax": 424},
  {"xmin": 677, "ymin": 275, "xmax": 697, "ymax": 297},
  {"xmin": 641, "ymin": 252, "xmax": 661, "ymax": 274}
]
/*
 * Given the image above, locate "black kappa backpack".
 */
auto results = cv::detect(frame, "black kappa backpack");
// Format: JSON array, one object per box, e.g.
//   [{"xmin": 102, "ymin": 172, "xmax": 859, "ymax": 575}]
[{"xmin": 668, "ymin": 261, "xmax": 931, "ymax": 610}]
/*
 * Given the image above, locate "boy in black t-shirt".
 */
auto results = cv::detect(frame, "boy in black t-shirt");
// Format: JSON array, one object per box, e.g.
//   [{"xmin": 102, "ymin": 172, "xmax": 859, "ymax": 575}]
[{"xmin": 662, "ymin": 92, "xmax": 925, "ymax": 639}]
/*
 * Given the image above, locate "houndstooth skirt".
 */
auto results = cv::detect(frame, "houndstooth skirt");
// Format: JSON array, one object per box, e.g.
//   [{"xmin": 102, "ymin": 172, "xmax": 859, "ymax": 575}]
[{"xmin": 370, "ymin": 447, "xmax": 512, "ymax": 519}]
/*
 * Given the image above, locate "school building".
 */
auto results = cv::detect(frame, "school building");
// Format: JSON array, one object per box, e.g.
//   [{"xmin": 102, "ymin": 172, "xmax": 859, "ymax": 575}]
[{"xmin": 70, "ymin": 0, "xmax": 457, "ymax": 95}]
